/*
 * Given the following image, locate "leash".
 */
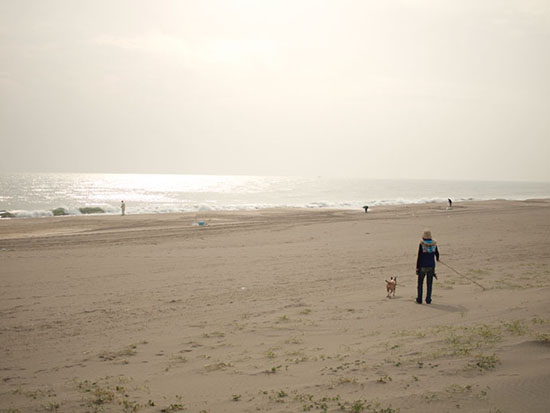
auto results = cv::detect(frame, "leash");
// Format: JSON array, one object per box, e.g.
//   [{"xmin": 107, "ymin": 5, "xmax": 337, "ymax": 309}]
[{"xmin": 439, "ymin": 260, "xmax": 486, "ymax": 291}]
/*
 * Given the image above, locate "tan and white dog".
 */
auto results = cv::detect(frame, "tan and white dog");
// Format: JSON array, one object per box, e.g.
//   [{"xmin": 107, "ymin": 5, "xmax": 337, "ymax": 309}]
[{"xmin": 385, "ymin": 277, "xmax": 397, "ymax": 298}]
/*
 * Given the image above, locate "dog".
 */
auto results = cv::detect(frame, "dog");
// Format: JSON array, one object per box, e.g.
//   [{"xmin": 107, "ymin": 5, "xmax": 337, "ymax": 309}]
[{"xmin": 385, "ymin": 277, "xmax": 397, "ymax": 298}]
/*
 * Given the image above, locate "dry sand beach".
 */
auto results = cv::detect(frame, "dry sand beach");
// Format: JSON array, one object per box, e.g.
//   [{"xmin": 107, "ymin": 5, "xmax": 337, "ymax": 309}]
[{"xmin": 1, "ymin": 200, "xmax": 549, "ymax": 412}]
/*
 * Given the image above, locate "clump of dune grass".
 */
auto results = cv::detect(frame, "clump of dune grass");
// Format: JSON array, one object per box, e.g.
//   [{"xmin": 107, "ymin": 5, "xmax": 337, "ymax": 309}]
[
  {"xmin": 292, "ymin": 392, "xmax": 397, "ymax": 412},
  {"xmin": 503, "ymin": 320, "xmax": 528, "ymax": 336},
  {"xmin": 470, "ymin": 353, "xmax": 500, "ymax": 371},
  {"xmin": 160, "ymin": 403, "xmax": 185, "ymax": 412}
]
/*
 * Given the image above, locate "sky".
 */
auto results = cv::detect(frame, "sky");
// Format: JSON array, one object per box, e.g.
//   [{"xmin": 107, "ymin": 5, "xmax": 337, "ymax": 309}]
[{"xmin": 0, "ymin": 0, "xmax": 549, "ymax": 181}]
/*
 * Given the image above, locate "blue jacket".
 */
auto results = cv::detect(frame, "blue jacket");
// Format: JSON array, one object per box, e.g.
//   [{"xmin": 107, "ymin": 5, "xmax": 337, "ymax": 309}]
[{"xmin": 416, "ymin": 239, "xmax": 439, "ymax": 270}]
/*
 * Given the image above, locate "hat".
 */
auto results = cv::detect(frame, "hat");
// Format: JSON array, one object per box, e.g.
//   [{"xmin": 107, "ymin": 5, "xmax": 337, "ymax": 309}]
[{"xmin": 422, "ymin": 230, "xmax": 432, "ymax": 239}]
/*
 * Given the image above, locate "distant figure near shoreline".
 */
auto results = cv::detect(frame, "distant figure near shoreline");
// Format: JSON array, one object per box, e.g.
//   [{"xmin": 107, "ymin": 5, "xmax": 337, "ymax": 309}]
[
  {"xmin": 363, "ymin": 205, "xmax": 369, "ymax": 213},
  {"xmin": 121, "ymin": 200, "xmax": 126, "ymax": 216},
  {"xmin": 448, "ymin": 198, "xmax": 452, "ymax": 209}
]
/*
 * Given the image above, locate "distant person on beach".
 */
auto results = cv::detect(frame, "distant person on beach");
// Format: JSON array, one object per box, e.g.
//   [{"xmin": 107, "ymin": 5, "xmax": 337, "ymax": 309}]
[
  {"xmin": 363, "ymin": 205, "xmax": 369, "ymax": 213},
  {"xmin": 448, "ymin": 198, "xmax": 452, "ymax": 209},
  {"xmin": 416, "ymin": 229, "xmax": 439, "ymax": 304},
  {"xmin": 121, "ymin": 200, "xmax": 126, "ymax": 216}
]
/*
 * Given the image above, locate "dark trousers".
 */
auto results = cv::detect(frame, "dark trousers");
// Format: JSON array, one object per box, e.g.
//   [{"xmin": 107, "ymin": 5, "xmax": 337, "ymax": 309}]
[{"xmin": 417, "ymin": 267, "xmax": 434, "ymax": 304}]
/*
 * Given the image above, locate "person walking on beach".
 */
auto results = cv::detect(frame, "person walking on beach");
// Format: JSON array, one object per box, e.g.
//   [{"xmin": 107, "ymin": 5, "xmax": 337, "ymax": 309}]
[
  {"xmin": 121, "ymin": 200, "xmax": 126, "ymax": 216},
  {"xmin": 448, "ymin": 198, "xmax": 452, "ymax": 209},
  {"xmin": 416, "ymin": 229, "xmax": 439, "ymax": 304}
]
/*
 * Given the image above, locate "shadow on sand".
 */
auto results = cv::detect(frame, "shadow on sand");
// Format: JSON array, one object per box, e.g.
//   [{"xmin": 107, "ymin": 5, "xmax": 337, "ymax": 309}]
[{"xmin": 423, "ymin": 303, "xmax": 468, "ymax": 313}]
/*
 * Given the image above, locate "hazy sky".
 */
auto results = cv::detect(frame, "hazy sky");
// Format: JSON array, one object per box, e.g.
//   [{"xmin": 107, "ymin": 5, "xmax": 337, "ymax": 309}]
[{"xmin": 1, "ymin": 0, "xmax": 549, "ymax": 181}]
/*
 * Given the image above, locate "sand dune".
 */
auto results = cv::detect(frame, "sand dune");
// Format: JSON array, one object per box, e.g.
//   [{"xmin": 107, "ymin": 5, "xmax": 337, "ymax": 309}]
[{"xmin": 1, "ymin": 200, "xmax": 549, "ymax": 412}]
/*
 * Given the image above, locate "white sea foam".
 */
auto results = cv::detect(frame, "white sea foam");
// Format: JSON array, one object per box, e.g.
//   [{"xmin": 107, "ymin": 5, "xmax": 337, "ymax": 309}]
[{"xmin": 12, "ymin": 209, "xmax": 55, "ymax": 218}]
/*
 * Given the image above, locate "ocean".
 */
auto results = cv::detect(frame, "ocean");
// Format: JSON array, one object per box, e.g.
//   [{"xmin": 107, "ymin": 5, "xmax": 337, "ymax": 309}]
[{"xmin": 1, "ymin": 172, "xmax": 549, "ymax": 218}]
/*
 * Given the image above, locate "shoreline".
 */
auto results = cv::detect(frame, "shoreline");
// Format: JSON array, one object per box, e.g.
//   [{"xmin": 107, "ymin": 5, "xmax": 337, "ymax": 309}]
[
  {"xmin": 1, "ymin": 199, "xmax": 550, "ymax": 412},
  {"xmin": 1, "ymin": 198, "xmax": 548, "ymax": 242},
  {"xmin": 2, "ymin": 195, "xmax": 550, "ymax": 221}
]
